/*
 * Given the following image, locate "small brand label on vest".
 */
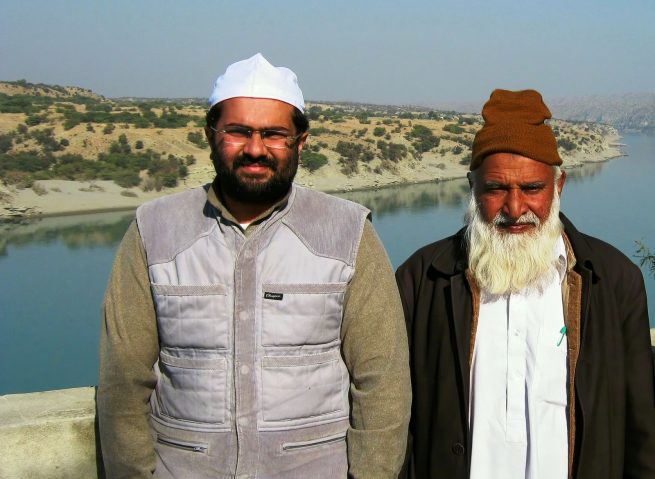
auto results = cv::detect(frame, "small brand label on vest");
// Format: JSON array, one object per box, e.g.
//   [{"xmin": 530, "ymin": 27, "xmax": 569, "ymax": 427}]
[{"xmin": 264, "ymin": 292, "xmax": 284, "ymax": 301}]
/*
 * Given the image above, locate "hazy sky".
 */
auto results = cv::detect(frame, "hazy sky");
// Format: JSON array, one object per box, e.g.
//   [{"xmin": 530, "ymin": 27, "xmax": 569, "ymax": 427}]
[{"xmin": 1, "ymin": 0, "xmax": 653, "ymax": 107}]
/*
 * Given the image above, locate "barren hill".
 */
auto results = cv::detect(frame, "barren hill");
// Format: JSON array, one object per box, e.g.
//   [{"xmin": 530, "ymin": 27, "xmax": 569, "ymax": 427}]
[
  {"xmin": 0, "ymin": 81, "xmax": 622, "ymax": 218},
  {"xmin": 0, "ymin": 80, "xmax": 102, "ymax": 101}
]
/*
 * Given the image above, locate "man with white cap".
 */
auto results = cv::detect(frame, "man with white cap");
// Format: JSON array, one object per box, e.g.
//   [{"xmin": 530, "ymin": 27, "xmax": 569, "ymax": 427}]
[{"xmin": 98, "ymin": 53, "xmax": 410, "ymax": 478}]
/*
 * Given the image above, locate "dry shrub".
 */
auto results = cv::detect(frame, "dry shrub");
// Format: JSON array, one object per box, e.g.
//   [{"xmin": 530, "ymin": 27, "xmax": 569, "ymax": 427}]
[
  {"xmin": 0, "ymin": 190, "xmax": 13, "ymax": 204},
  {"xmin": 141, "ymin": 176, "xmax": 164, "ymax": 192},
  {"xmin": 3, "ymin": 171, "xmax": 34, "ymax": 189},
  {"xmin": 79, "ymin": 183, "xmax": 105, "ymax": 192},
  {"xmin": 31, "ymin": 182, "xmax": 48, "ymax": 196}
]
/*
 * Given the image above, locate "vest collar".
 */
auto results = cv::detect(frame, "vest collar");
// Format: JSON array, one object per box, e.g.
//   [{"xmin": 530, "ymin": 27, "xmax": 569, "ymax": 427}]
[{"xmin": 206, "ymin": 178, "xmax": 293, "ymax": 228}]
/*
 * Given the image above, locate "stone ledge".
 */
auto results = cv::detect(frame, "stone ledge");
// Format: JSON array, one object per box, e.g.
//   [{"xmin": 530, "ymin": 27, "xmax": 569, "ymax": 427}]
[
  {"xmin": 1, "ymin": 332, "xmax": 654, "ymax": 478},
  {"xmin": 0, "ymin": 387, "xmax": 102, "ymax": 479}
]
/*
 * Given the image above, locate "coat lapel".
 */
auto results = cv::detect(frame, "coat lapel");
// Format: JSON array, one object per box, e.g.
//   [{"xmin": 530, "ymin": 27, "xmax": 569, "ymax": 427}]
[
  {"xmin": 450, "ymin": 273, "xmax": 473, "ymax": 408},
  {"xmin": 432, "ymin": 229, "xmax": 474, "ymax": 428}
]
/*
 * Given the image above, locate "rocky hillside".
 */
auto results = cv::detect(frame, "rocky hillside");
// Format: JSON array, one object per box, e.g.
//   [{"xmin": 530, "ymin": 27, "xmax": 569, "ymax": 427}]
[
  {"xmin": 0, "ymin": 80, "xmax": 102, "ymax": 101},
  {"xmin": 0, "ymin": 80, "xmax": 623, "ymax": 218}
]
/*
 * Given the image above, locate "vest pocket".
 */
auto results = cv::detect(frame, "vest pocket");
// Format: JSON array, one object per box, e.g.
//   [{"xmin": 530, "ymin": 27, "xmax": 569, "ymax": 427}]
[
  {"xmin": 156, "ymin": 434, "xmax": 208, "ymax": 453},
  {"xmin": 281, "ymin": 432, "xmax": 347, "ymax": 452},
  {"xmin": 260, "ymin": 282, "xmax": 347, "ymax": 347},
  {"xmin": 152, "ymin": 283, "xmax": 230, "ymax": 350},
  {"xmin": 157, "ymin": 351, "xmax": 228, "ymax": 424},
  {"xmin": 261, "ymin": 350, "xmax": 346, "ymax": 423}
]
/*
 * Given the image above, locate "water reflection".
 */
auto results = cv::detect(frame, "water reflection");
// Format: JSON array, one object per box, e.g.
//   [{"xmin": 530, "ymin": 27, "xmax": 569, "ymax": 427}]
[
  {"xmin": 337, "ymin": 159, "xmax": 616, "ymax": 219},
  {"xmin": 564, "ymin": 160, "xmax": 611, "ymax": 183},
  {"xmin": 337, "ymin": 178, "xmax": 470, "ymax": 217},
  {"xmin": 0, "ymin": 156, "xmax": 637, "ymax": 255},
  {"xmin": 0, "ymin": 211, "xmax": 134, "ymax": 257}
]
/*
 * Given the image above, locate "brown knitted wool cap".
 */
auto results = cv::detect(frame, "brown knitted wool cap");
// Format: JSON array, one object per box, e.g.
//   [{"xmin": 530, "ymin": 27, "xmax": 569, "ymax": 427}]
[{"xmin": 470, "ymin": 89, "xmax": 562, "ymax": 170}]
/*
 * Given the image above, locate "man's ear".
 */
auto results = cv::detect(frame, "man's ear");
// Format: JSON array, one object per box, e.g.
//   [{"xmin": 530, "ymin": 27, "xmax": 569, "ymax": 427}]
[
  {"xmin": 296, "ymin": 132, "xmax": 309, "ymax": 156},
  {"xmin": 557, "ymin": 170, "xmax": 566, "ymax": 196},
  {"xmin": 204, "ymin": 126, "xmax": 213, "ymax": 143}
]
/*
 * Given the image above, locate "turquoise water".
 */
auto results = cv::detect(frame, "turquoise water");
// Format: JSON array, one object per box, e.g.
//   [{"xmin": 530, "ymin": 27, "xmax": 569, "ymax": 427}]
[{"xmin": 1, "ymin": 133, "xmax": 653, "ymax": 394}]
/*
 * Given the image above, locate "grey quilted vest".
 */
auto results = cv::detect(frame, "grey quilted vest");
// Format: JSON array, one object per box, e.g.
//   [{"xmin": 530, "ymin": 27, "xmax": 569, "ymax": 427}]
[{"xmin": 136, "ymin": 184, "xmax": 369, "ymax": 478}]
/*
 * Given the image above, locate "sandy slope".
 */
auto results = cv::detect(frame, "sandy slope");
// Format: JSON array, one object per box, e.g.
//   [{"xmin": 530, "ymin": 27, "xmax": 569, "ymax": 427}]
[{"xmin": 0, "ymin": 130, "xmax": 622, "ymax": 219}]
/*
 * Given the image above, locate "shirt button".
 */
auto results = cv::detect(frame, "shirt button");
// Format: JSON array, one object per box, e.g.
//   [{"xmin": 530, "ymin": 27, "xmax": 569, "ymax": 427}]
[
  {"xmin": 452, "ymin": 442, "xmax": 465, "ymax": 456},
  {"xmin": 240, "ymin": 365, "xmax": 250, "ymax": 375}
]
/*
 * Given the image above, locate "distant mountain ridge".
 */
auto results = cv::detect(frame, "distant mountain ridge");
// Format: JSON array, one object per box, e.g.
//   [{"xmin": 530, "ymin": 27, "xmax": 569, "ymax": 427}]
[
  {"xmin": 434, "ymin": 93, "xmax": 655, "ymax": 133},
  {"xmin": 548, "ymin": 93, "xmax": 655, "ymax": 132},
  {"xmin": 0, "ymin": 80, "xmax": 102, "ymax": 101}
]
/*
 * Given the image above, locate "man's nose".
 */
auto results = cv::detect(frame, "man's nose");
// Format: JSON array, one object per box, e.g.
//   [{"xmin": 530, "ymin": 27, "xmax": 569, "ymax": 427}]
[
  {"xmin": 504, "ymin": 189, "xmax": 528, "ymax": 219},
  {"xmin": 242, "ymin": 131, "xmax": 268, "ymax": 157}
]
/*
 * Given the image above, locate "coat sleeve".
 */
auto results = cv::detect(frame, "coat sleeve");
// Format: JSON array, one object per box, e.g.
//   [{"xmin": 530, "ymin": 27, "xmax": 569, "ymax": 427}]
[
  {"xmin": 97, "ymin": 221, "xmax": 159, "ymax": 478},
  {"xmin": 621, "ymin": 262, "xmax": 655, "ymax": 478},
  {"xmin": 341, "ymin": 220, "xmax": 412, "ymax": 479}
]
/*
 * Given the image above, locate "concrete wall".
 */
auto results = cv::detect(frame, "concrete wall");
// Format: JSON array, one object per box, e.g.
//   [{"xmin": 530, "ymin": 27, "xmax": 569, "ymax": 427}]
[
  {"xmin": 1, "ymin": 332, "xmax": 654, "ymax": 478},
  {"xmin": 0, "ymin": 387, "xmax": 103, "ymax": 479}
]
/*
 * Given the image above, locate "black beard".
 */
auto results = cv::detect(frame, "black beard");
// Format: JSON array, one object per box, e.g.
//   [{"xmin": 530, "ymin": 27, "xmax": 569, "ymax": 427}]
[{"xmin": 210, "ymin": 148, "xmax": 298, "ymax": 204}]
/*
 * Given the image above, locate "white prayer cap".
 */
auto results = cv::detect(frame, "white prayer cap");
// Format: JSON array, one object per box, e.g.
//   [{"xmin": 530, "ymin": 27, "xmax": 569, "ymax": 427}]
[{"xmin": 207, "ymin": 53, "xmax": 305, "ymax": 113}]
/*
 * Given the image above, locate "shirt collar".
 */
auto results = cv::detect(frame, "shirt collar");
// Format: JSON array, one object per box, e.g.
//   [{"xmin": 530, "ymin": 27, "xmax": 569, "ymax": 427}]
[{"xmin": 555, "ymin": 234, "xmax": 568, "ymax": 283}]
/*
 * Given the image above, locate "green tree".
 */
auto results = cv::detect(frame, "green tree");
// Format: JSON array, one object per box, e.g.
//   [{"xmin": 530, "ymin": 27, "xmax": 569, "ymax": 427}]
[
  {"xmin": 557, "ymin": 138, "xmax": 577, "ymax": 151},
  {"xmin": 0, "ymin": 134, "xmax": 13, "ymax": 154},
  {"xmin": 187, "ymin": 131, "xmax": 207, "ymax": 148},
  {"xmin": 635, "ymin": 241, "xmax": 655, "ymax": 277},
  {"xmin": 109, "ymin": 134, "xmax": 131, "ymax": 154},
  {"xmin": 443, "ymin": 123, "xmax": 464, "ymax": 134},
  {"xmin": 377, "ymin": 140, "xmax": 408, "ymax": 163},
  {"xmin": 407, "ymin": 124, "xmax": 440, "ymax": 153},
  {"xmin": 302, "ymin": 151, "xmax": 329, "ymax": 172}
]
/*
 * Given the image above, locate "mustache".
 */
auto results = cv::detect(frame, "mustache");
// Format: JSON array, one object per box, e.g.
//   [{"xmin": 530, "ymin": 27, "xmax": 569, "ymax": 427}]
[
  {"xmin": 233, "ymin": 154, "xmax": 277, "ymax": 171},
  {"xmin": 492, "ymin": 210, "xmax": 540, "ymax": 228}
]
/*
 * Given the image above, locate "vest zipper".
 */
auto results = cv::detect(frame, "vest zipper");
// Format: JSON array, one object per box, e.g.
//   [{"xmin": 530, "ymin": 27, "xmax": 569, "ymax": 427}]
[
  {"xmin": 282, "ymin": 433, "xmax": 347, "ymax": 452},
  {"xmin": 156, "ymin": 434, "xmax": 208, "ymax": 453}
]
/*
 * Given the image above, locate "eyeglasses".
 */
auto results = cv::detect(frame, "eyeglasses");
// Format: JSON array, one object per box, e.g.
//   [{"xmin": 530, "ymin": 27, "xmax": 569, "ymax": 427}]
[{"xmin": 209, "ymin": 125, "xmax": 302, "ymax": 149}]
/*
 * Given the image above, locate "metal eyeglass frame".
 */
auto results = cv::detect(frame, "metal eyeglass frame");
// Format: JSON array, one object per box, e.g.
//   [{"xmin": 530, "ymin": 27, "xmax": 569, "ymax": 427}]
[{"xmin": 208, "ymin": 125, "xmax": 303, "ymax": 149}]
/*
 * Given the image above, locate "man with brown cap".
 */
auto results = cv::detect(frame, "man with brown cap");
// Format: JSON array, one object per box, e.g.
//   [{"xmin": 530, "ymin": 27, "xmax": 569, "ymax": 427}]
[{"xmin": 396, "ymin": 89, "xmax": 655, "ymax": 479}]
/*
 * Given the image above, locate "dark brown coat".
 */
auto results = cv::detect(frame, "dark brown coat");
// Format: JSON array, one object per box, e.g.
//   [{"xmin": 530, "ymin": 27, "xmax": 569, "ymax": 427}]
[{"xmin": 396, "ymin": 214, "xmax": 655, "ymax": 479}]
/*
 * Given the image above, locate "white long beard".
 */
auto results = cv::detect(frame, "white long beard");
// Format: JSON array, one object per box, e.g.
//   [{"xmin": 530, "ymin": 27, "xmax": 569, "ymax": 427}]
[{"xmin": 465, "ymin": 192, "xmax": 564, "ymax": 296}]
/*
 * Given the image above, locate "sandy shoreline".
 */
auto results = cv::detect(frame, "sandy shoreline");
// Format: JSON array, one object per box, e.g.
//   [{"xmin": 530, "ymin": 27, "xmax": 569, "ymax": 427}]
[{"xmin": 0, "ymin": 132, "xmax": 624, "ymax": 220}]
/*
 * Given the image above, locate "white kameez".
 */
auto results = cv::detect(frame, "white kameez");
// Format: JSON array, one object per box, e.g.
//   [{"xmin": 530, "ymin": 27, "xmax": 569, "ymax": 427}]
[{"xmin": 469, "ymin": 236, "xmax": 568, "ymax": 479}]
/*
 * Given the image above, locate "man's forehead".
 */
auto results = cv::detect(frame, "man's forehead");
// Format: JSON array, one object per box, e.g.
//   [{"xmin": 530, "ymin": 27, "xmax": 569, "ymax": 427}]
[
  {"xmin": 218, "ymin": 97, "xmax": 296, "ymax": 125},
  {"xmin": 476, "ymin": 153, "xmax": 554, "ymax": 182}
]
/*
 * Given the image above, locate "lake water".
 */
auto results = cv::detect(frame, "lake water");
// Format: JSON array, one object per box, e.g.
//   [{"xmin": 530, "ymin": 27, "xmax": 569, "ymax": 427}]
[{"xmin": 1, "ymin": 133, "xmax": 654, "ymax": 395}]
